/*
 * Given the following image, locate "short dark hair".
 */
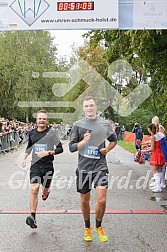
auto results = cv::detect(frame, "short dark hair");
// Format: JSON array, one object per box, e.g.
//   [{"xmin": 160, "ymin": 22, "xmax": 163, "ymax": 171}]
[
  {"xmin": 37, "ymin": 109, "xmax": 47, "ymax": 115},
  {"xmin": 83, "ymin": 96, "xmax": 97, "ymax": 104}
]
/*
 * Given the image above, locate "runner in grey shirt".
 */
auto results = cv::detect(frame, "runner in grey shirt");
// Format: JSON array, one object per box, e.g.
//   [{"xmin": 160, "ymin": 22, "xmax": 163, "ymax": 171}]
[{"xmin": 69, "ymin": 96, "xmax": 117, "ymax": 242}]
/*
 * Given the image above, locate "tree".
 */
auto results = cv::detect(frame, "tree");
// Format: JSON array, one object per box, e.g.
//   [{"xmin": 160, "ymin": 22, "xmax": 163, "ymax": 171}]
[
  {"xmin": 82, "ymin": 30, "xmax": 167, "ymax": 129},
  {"xmin": 0, "ymin": 31, "xmax": 58, "ymax": 121}
]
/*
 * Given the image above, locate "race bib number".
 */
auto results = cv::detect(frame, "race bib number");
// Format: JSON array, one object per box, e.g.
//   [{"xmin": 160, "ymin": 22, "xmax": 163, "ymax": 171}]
[
  {"xmin": 84, "ymin": 145, "xmax": 100, "ymax": 159},
  {"xmin": 34, "ymin": 143, "xmax": 48, "ymax": 152}
]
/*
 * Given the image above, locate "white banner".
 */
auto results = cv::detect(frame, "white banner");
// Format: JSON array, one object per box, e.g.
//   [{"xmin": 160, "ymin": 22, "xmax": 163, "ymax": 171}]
[
  {"xmin": 120, "ymin": 0, "xmax": 167, "ymax": 29},
  {"xmin": 133, "ymin": 0, "xmax": 167, "ymax": 29},
  {"xmin": 1, "ymin": 1, "xmax": 167, "ymax": 30},
  {"xmin": 0, "ymin": 0, "xmax": 119, "ymax": 30}
]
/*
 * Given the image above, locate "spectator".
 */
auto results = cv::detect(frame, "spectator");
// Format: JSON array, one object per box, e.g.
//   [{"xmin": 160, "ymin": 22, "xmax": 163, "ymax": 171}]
[
  {"xmin": 132, "ymin": 123, "xmax": 143, "ymax": 150},
  {"xmin": 141, "ymin": 123, "xmax": 166, "ymax": 192},
  {"xmin": 115, "ymin": 123, "xmax": 121, "ymax": 141},
  {"xmin": 152, "ymin": 116, "xmax": 166, "ymax": 136},
  {"xmin": 152, "ymin": 116, "xmax": 167, "ymax": 181},
  {"xmin": 121, "ymin": 125, "xmax": 126, "ymax": 140},
  {"xmin": 0, "ymin": 122, "xmax": 3, "ymax": 134}
]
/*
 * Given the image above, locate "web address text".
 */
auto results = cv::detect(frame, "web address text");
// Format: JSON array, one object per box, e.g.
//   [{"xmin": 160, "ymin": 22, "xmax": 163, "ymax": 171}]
[{"xmin": 41, "ymin": 17, "xmax": 117, "ymax": 23}]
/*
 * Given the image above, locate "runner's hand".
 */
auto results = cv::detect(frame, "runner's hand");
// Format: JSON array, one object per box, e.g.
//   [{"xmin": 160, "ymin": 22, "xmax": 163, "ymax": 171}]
[
  {"xmin": 21, "ymin": 159, "xmax": 26, "ymax": 167},
  {"xmin": 83, "ymin": 131, "xmax": 91, "ymax": 144},
  {"xmin": 100, "ymin": 148, "xmax": 108, "ymax": 155},
  {"xmin": 35, "ymin": 150, "xmax": 49, "ymax": 158}
]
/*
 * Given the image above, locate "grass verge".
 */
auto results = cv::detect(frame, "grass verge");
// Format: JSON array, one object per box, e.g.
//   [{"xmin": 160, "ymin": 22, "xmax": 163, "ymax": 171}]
[{"xmin": 117, "ymin": 140, "xmax": 136, "ymax": 153}]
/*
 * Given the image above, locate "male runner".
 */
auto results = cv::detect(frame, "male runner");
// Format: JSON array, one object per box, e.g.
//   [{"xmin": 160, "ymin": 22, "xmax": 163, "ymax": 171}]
[
  {"xmin": 69, "ymin": 96, "xmax": 117, "ymax": 242},
  {"xmin": 22, "ymin": 110, "xmax": 63, "ymax": 228}
]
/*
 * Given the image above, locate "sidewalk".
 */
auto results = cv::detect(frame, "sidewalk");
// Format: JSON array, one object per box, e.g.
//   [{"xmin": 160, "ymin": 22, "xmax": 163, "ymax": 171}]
[{"xmin": 0, "ymin": 141, "xmax": 167, "ymax": 252}]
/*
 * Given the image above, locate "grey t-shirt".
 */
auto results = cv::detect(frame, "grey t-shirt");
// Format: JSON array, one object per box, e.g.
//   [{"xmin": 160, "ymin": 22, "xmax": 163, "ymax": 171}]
[{"xmin": 69, "ymin": 117, "xmax": 117, "ymax": 172}]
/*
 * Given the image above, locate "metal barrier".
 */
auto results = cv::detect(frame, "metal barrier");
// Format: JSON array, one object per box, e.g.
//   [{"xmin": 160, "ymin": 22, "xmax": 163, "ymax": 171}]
[
  {"xmin": 0, "ymin": 131, "xmax": 28, "ymax": 154},
  {"xmin": 0, "ymin": 126, "xmax": 70, "ymax": 155}
]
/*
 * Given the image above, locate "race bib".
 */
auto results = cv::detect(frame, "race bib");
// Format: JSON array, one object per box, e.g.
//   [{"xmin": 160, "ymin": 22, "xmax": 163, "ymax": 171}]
[
  {"xmin": 34, "ymin": 143, "xmax": 48, "ymax": 152},
  {"xmin": 84, "ymin": 145, "xmax": 100, "ymax": 159}
]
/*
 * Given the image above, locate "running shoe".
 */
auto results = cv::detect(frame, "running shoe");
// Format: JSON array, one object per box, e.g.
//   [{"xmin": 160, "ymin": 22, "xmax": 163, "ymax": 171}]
[
  {"xmin": 161, "ymin": 182, "xmax": 166, "ymax": 189},
  {"xmin": 84, "ymin": 227, "xmax": 92, "ymax": 242},
  {"xmin": 165, "ymin": 172, "xmax": 167, "ymax": 180},
  {"xmin": 42, "ymin": 192, "xmax": 50, "ymax": 201},
  {"xmin": 94, "ymin": 226, "xmax": 108, "ymax": 242},
  {"xmin": 26, "ymin": 215, "xmax": 37, "ymax": 228},
  {"xmin": 151, "ymin": 186, "xmax": 162, "ymax": 193},
  {"xmin": 149, "ymin": 182, "xmax": 156, "ymax": 189}
]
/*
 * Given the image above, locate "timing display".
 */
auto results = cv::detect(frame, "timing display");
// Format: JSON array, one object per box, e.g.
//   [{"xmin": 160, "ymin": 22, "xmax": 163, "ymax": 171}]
[{"xmin": 57, "ymin": 2, "xmax": 94, "ymax": 11}]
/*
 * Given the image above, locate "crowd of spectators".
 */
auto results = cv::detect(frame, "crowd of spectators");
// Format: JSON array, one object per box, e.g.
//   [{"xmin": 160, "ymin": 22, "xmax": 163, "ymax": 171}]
[
  {"xmin": 0, "ymin": 118, "xmax": 72, "ymax": 154},
  {"xmin": 0, "ymin": 118, "xmax": 34, "ymax": 153}
]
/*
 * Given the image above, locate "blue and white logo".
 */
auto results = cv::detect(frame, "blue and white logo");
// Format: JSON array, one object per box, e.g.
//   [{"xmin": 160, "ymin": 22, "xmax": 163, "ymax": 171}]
[{"xmin": 10, "ymin": 0, "xmax": 50, "ymax": 26}]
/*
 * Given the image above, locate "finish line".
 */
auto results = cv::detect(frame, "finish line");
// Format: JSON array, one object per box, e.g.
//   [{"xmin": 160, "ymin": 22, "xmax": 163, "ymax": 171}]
[{"xmin": 0, "ymin": 209, "xmax": 166, "ymax": 214}]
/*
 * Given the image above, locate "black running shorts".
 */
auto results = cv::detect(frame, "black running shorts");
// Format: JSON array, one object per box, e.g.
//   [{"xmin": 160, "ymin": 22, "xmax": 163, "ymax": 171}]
[
  {"xmin": 30, "ymin": 164, "xmax": 54, "ymax": 188},
  {"xmin": 76, "ymin": 169, "xmax": 109, "ymax": 194}
]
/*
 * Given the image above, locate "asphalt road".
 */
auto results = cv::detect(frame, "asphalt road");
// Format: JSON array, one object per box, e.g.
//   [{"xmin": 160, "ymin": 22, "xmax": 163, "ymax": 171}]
[{"xmin": 0, "ymin": 140, "xmax": 167, "ymax": 252}]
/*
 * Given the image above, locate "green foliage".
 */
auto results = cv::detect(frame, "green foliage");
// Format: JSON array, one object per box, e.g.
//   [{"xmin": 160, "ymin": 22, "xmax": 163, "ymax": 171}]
[
  {"xmin": 0, "ymin": 31, "xmax": 60, "ymax": 121},
  {"xmin": 117, "ymin": 140, "xmax": 136, "ymax": 154},
  {"xmin": 80, "ymin": 30, "xmax": 167, "ymax": 129},
  {"xmin": 1, "ymin": 29, "xmax": 167, "ymax": 128}
]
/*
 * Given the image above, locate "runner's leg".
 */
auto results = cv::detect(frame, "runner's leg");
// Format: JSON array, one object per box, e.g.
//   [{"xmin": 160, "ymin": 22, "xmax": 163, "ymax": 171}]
[
  {"xmin": 95, "ymin": 187, "xmax": 107, "ymax": 222},
  {"xmin": 94, "ymin": 186, "xmax": 108, "ymax": 242},
  {"xmin": 30, "ymin": 183, "xmax": 40, "ymax": 213},
  {"xmin": 80, "ymin": 192, "xmax": 91, "ymax": 221},
  {"xmin": 42, "ymin": 169, "xmax": 54, "ymax": 200}
]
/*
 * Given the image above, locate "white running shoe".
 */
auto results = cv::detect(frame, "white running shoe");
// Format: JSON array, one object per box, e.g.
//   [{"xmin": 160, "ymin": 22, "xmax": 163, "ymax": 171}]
[
  {"xmin": 151, "ymin": 186, "xmax": 162, "ymax": 193},
  {"xmin": 165, "ymin": 172, "xmax": 167, "ymax": 181},
  {"xmin": 160, "ymin": 183, "xmax": 166, "ymax": 189},
  {"xmin": 149, "ymin": 182, "xmax": 156, "ymax": 188}
]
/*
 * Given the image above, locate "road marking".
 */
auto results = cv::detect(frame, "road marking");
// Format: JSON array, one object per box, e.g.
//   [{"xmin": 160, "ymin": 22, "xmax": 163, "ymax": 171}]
[{"xmin": 0, "ymin": 209, "xmax": 166, "ymax": 214}]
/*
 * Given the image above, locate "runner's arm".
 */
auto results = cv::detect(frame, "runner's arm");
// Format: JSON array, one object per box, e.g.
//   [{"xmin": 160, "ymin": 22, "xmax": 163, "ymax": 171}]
[
  {"xmin": 69, "ymin": 124, "xmax": 80, "ymax": 152},
  {"xmin": 54, "ymin": 142, "xmax": 63, "ymax": 155},
  {"xmin": 50, "ymin": 128, "xmax": 63, "ymax": 155},
  {"xmin": 22, "ymin": 152, "xmax": 30, "ymax": 167},
  {"xmin": 21, "ymin": 134, "xmax": 33, "ymax": 167},
  {"xmin": 100, "ymin": 132, "xmax": 117, "ymax": 155}
]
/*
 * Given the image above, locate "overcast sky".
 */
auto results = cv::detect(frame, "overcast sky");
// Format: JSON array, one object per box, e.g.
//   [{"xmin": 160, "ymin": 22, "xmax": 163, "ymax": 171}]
[{"xmin": 50, "ymin": 30, "xmax": 89, "ymax": 60}]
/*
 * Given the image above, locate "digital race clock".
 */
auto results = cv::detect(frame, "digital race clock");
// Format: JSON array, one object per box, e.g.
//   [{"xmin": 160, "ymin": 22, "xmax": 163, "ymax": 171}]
[{"xmin": 57, "ymin": 1, "xmax": 94, "ymax": 11}]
